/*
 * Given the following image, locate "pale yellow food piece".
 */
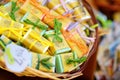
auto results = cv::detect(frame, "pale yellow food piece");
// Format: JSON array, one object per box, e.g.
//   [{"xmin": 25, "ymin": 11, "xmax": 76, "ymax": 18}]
[
  {"xmin": 43, "ymin": 10, "xmax": 73, "ymax": 30},
  {"xmin": 67, "ymin": 0, "xmax": 80, "ymax": 8},
  {"xmin": 2, "ymin": 2, "xmax": 24, "ymax": 21},
  {"xmin": 15, "ymin": 10, "xmax": 25, "ymax": 22},
  {"xmin": 74, "ymin": 7, "xmax": 91, "ymax": 21},
  {"xmin": 45, "ymin": 30, "xmax": 71, "ymax": 55},
  {"xmin": 25, "ymin": 25, "xmax": 45, "ymax": 36},
  {"xmin": 47, "ymin": 0, "xmax": 72, "ymax": 15},
  {"xmin": 67, "ymin": 40, "xmax": 83, "ymax": 58},
  {"xmin": 0, "ymin": 6, "xmax": 9, "ymax": 18},
  {"xmin": 60, "ymin": 52, "xmax": 78, "ymax": 72},
  {"xmin": 47, "ymin": 0, "xmax": 65, "ymax": 15},
  {"xmin": 44, "ymin": 51, "xmax": 50, "ymax": 55},
  {"xmin": 39, "ymin": 54, "xmax": 55, "ymax": 72},
  {"xmin": 0, "ymin": 35, "xmax": 12, "ymax": 45},
  {"xmin": 20, "ymin": 0, "xmax": 44, "ymax": 20},
  {"xmin": 31, "ymin": 52, "xmax": 38, "ymax": 69},
  {"xmin": 0, "ymin": 16, "xmax": 23, "ymax": 41},
  {"xmin": 62, "ymin": 29, "xmax": 88, "ymax": 58},
  {"xmin": 21, "ymin": 12, "xmax": 48, "ymax": 35},
  {"xmin": 73, "ymin": 7, "xmax": 85, "ymax": 19},
  {"xmin": 22, "ymin": 29, "xmax": 51, "ymax": 54},
  {"xmin": 31, "ymin": 52, "xmax": 55, "ymax": 72}
]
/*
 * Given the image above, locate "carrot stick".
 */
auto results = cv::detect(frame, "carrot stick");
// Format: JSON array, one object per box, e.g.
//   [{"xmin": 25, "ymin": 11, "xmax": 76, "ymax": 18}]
[{"xmin": 62, "ymin": 30, "xmax": 88, "ymax": 54}]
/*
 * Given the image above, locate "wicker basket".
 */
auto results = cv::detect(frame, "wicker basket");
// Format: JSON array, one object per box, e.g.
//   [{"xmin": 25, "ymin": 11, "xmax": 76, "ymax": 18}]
[{"xmin": 0, "ymin": 0, "xmax": 99, "ymax": 80}]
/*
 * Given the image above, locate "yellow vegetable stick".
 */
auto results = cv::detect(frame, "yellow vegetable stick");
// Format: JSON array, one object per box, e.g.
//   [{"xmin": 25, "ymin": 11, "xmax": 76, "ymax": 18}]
[
  {"xmin": 43, "ymin": 10, "xmax": 73, "ymax": 30},
  {"xmin": 67, "ymin": 0, "xmax": 80, "ymax": 8},
  {"xmin": 22, "ymin": 29, "xmax": 53, "ymax": 53},
  {"xmin": 56, "ymin": 52, "xmax": 78, "ymax": 73},
  {"xmin": 74, "ymin": 7, "xmax": 91, "ymax": 21},
  {"xmin": 31, "ymin": 52, "xmax": 55, "ymax": 72},
  {"xmin": 45, "ymin": 30, "xmax": 71, "ymax": 55},
  {"xmin": 20, "ymin": 0, "xmax": 44, "ymax": 20},
  {"xmin": 62, "ymin": 30, "xmax": 88, "ymax": 57}
]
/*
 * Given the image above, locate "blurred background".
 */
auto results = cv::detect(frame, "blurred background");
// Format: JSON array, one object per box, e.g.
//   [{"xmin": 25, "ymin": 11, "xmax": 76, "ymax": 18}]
[{"xmin": 87, "ymin": 0, "xmax": 120, "ymax": 80}]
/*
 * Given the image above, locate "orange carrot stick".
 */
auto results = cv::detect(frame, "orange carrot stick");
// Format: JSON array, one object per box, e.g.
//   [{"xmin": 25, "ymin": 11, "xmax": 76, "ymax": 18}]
[{"xmin": 62, "ymin": 30, "xmax": 88, "ymax": 55}]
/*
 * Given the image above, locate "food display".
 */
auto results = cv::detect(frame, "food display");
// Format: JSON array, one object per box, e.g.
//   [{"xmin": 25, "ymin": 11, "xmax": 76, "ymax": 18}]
[{"xmin": 0, "ymin": 0, "xmax": 98, "ymax": 79}]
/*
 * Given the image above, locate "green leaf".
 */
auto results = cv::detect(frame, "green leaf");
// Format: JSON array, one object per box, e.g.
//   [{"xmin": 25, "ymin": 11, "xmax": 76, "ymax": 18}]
[
  {"xmin": 0, "ymin": 39, "xmax": 6, "ymax": 50},
  {"xmin": 66, "ymin": 56, "xmax": 87, "ymax": 64},
  {"xmin": 12, "ymin": 6, "xmax": 19, "ymax": 13},
  {"xmin": 41, "ymin": 57, "xmax": 51, "ymax": 62},
  {"xmin": 45, "ymin": 34, "xmax": 54, "ymax": 37},
  {"xmin": 66, "ymin": 58, "xmax": 73, "ymax": 64},
  {"xmin": 78, "ymin": 56, "xmax": 87, "ymax": 63},
  {"xmin": 32, "ymin": 19, "xmax": 40, "ymax": 29},
  {"xmin": 40, "ymin": 57, "xmax": 54, "ymax": 70},
  {"xmin": 24, "ymin": 19, "xmax": 34, "ymax": 25},
  {"xmin": 54, "ymin": 19, "xmax": 62, "ymax": 34},
  {"xmin": 53, "ymin": 35, "xmax": 62, "ymax": 42},
  {"xmin": 37, "ymin": 24, "xmax": 48, "ymax": 30},
  {"xmin": 9, "ymin": 1, "xmax": 19, "ymax": 21},
  {"xmin": 73, "ymin": 51, "xmax": 78, "ymax": 66},
  {"xmin": 9, "ymin": 13, "xmax": 16, "ymax": 21},
  {"xmin": 41, "ymin": 61, "xmax": 54, "ymax": 70},
  {"xmin": 36, "ymin": 54, "xmax": 40, "ymax": 70},
  {"xmin": 53, "ymin": 19, "xmax": 62, "ymax": 42},
  {"xmin": 24, "ymin": 19, "xmax": 48, "ymax": 30}
]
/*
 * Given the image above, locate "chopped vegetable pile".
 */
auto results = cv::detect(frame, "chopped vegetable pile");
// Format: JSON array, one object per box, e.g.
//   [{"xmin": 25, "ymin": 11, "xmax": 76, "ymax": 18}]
[{"xmin": 0, "ymin": 0, "xmax": 97, "ymax": 73}]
